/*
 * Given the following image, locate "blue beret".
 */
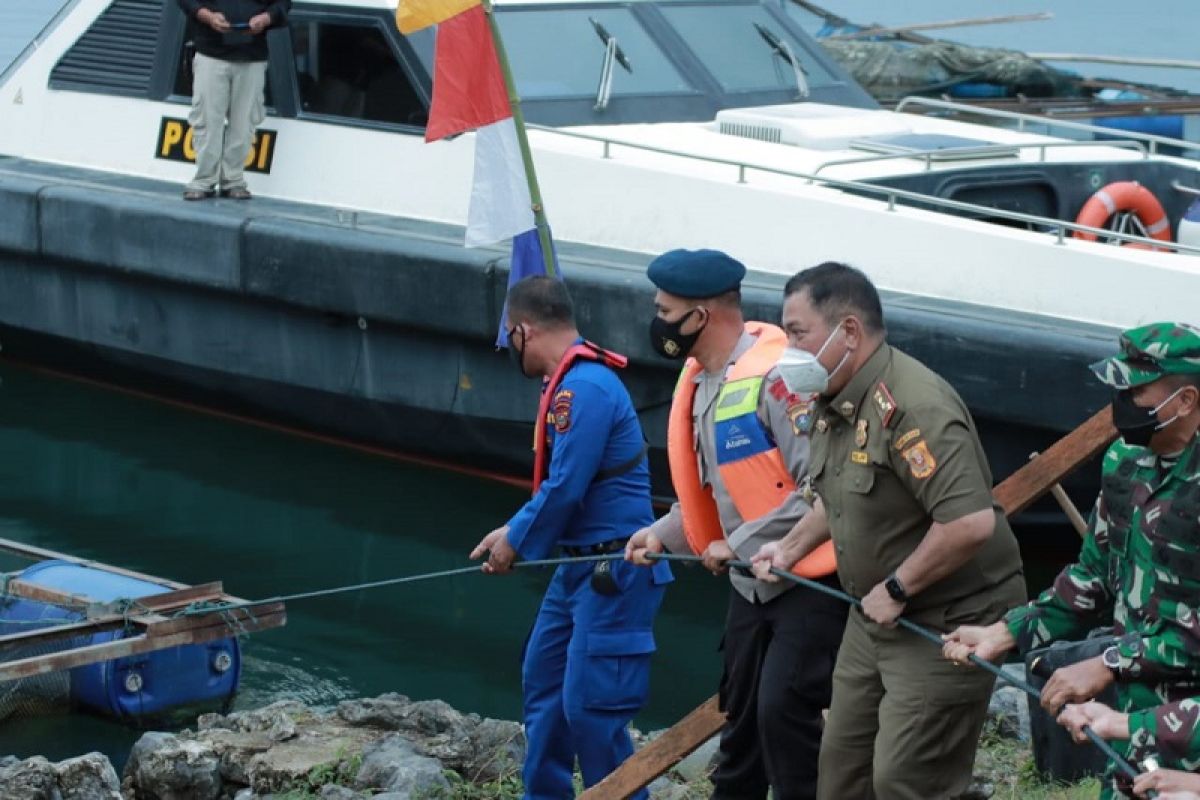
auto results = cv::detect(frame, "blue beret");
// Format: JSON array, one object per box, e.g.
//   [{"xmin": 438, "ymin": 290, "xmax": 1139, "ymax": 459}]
[{"xmin": 646, "ymin": 249, "xmax": 746, "ymax": 299}]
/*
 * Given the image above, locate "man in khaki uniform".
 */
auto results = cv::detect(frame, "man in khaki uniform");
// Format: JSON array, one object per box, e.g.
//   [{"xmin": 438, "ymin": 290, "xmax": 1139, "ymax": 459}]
[{"xmin": 753, "ymin": 261, "xmax": 1024, "ymax": 799}]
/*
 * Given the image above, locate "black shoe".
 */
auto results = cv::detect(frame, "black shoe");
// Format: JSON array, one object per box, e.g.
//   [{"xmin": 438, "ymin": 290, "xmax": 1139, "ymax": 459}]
[{"xmin": 219, "ymin": 187, "xmax": 252, "ymax": 200}]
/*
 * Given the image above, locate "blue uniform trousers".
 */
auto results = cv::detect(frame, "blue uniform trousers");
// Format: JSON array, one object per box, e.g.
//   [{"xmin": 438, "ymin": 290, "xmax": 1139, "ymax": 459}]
[{"xmin": 522, "ymin": 558, "xmax": 667, "ymax": 800}]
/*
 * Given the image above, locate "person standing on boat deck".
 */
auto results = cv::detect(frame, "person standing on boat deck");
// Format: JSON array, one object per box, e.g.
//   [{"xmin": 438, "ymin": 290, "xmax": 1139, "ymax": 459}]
[
  {"xmin": 625, "ymin": 249, "xmax": 846, "ymax": 800},
  {"xmin": 750, "ymin": 262, "xmax": 1025, "ymax": 800},
  {"xmin": 470, "ymin": 276, "xmax": 672, "ymax": 800},
  {"xmin": 176, "ymin": 0, "xmax": 290, "ymax": 200},
  {"xmin": 944, "ymin": 322, "xmax": 1200, "ymax": 800}
]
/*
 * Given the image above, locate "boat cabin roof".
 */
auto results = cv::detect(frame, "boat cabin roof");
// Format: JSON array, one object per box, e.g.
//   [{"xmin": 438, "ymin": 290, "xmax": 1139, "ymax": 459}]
[{"xmin": 31, "ymin": 0, "xmax": 875, "ymax": 129}]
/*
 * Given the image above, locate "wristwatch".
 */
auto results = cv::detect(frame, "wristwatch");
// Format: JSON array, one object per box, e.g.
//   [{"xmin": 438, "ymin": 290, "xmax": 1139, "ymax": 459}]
[
  {"xmin": 1102, "ymin": 645, "xmax": 1122, "ymax": 676},
  {"xmin": 884, "ymin": 573, "xmax": 908, "ymax": 603}
]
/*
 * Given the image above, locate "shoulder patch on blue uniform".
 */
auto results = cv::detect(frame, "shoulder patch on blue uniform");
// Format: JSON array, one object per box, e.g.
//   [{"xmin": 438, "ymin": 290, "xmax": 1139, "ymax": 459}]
[{"xmin": 552, "ymin": 389, "xmax": 574, "ymax": 433}]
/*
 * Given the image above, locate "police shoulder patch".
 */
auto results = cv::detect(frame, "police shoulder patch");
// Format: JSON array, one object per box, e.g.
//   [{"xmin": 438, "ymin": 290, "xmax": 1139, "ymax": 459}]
[
  {"xmin": 894, "ymin": 428, "xmax": 921, "ymax": 451},
  {"xmin": 552, "ymin": 389, "xmax": 574, "ymax": 433},
  {"xmin": 787, "ymin": 400, "xmax": 811, "ymax": 436},
  {"xmin": 902, "ymin": 440, "xmax": 937, "ymax": 480}
]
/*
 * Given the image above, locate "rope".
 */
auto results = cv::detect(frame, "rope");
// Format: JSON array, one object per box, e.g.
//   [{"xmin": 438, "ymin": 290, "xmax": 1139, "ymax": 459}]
[
  {"xmin": 171, "ymin": 553, "xmax": 625, "ymax": 618},
  {"xmin": 645, "ymin": 552, "xmax": 1152, "ymax": 791}
]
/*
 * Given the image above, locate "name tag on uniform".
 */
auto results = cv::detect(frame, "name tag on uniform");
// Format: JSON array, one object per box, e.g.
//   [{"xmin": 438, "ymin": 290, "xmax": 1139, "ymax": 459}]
[{"xmin": 850, "ymin": 450, "xmax": 869, "ymax": 464}]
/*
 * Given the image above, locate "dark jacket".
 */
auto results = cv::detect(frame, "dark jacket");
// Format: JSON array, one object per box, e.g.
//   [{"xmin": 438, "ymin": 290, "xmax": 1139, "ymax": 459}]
[{"xmin": 177, "ymin": 0, "xmax": 290, "ymax": 62}]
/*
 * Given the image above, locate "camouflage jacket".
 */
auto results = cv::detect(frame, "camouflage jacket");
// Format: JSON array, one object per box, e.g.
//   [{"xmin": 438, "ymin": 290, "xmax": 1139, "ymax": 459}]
[{"xmin": 1005, "ymin": 433, "xmax": 1200, "ymax": 792}]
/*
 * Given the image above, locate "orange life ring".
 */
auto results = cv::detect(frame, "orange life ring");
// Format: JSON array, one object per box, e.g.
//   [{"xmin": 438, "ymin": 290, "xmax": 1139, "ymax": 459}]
[{"xmin": 1073, "ymin": 181, "xmax": 1171, "ymax": 245}]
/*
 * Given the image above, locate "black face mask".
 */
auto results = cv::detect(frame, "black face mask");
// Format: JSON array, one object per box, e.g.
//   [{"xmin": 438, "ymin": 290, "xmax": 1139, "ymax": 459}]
[
  {"xmin": 508, "ymin": 326, "xmax": 533, "ymax": 379},
  {"xmin": 1111, "ymin": 389, "xmax": 1179, "ymax": 448},
  {"xmin": 649, "ymin": 308, "xmax": 706, "ymax": 360}
]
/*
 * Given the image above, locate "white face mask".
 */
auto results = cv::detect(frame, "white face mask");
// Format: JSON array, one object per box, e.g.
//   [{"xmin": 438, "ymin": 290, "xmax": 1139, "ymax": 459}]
[{"xmin": 778, "ymin": 324, "xmax": 849, "ymax": 396}]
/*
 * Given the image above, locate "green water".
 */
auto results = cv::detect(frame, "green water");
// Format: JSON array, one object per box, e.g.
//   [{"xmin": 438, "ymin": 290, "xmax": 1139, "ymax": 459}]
[{"xmin": 0, "ymin": 363, "xmax": 728, "ymax": 763}]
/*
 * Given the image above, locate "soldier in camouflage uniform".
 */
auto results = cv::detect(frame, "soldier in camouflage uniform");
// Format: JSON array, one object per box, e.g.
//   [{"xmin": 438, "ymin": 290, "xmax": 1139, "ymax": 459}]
[
  {"xmin": 1059, "ymin": 698, "xmax": 1200, "ymax": 797},
  {"xmin": 944, "ymin": 321, "xmax": 1200, "ymax": 798}
]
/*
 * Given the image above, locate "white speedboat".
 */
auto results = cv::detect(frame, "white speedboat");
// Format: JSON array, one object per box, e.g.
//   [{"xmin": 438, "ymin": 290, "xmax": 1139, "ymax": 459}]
[{"xmin": 2, "ymin": 0, "xmax": 1198, "ymax": 521}]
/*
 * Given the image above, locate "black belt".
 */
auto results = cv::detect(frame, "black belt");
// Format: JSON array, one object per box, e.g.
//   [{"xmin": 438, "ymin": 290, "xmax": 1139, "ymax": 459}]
[{"xmin": 562, "ymin": 538, "xmax": 628, "ymax": 558}]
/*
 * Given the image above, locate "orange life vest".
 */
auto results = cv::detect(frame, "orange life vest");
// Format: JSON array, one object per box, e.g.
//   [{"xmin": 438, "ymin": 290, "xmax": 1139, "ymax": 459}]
[
  {"xmin": 532, "ymin": 341, "xmax": 627, "ymax": 494},
  {"xmin": 666, "ymin": 322, "xmax": 836, "ymax": 579}
]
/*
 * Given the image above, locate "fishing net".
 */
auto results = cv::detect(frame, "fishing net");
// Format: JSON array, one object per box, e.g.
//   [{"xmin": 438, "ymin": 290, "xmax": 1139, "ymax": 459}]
[
  {"xmin": 0, "ymin": 597, "xmax": 83, "ymax": 721},
  {"xmin": 819, "ymin": 40, "xmax": 1076, "ymax": 101}
]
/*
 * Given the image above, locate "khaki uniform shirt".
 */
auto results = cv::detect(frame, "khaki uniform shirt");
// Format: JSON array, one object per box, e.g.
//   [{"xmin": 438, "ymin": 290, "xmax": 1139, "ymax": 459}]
[
  {"xmin": 811, "ymin": 342, "xmax": 1024, "ymax": 628},
  {"xmin": 651, "ymin": 331, "xmax": 816, "ymax": 603}
]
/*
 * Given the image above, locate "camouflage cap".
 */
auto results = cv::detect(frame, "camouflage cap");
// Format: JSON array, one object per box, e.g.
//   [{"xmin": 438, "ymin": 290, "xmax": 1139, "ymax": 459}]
[{"xmin": 1090, "ymin": 322, "xmax": 1200, "ymax": 389}]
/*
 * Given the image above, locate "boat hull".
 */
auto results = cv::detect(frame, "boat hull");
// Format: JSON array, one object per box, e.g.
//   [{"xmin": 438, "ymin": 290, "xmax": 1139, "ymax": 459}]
[{"xmin": 0, "ymin": 159, "xmax": 1117, "ymax": 531}]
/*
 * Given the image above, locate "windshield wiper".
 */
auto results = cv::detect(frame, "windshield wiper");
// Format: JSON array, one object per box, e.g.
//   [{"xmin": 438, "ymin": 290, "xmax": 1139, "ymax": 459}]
[
  {"xmin": 590, "ymin": 18, "xmax": 633, "ymax": 73},
  {"xmin": 590, "ymin": 17, "xmax": 633, "ymax": 111},
  {"xmin": 753, "ymin": 22, "xmax": 810, "ymax": 99}
]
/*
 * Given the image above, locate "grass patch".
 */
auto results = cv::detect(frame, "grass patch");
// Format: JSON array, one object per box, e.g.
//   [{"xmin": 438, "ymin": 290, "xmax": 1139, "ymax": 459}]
[
  {"xmin": 976, "ymin": 729, "xmax": 1101, "ymax": 800},
  {"xmin": 274, "ymin": 746, "xmax": 365, "ymax": 799}
]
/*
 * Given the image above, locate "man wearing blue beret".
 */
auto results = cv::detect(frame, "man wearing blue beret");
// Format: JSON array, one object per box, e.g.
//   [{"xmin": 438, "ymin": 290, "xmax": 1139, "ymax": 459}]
[{"xmin": 628, "ymin": 249, "xmax": 846, "ymax": 800}]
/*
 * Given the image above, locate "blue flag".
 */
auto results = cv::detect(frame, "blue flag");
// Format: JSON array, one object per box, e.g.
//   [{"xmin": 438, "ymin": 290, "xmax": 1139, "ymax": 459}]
[{"xmin": 496, "ymin": 228, "xmax": 561, "ymax": 348}]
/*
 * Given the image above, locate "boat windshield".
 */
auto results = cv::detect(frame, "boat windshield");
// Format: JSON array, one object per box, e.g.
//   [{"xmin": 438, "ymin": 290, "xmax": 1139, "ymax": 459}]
[
  {"xmin": 658, "ymin": 3, "xmax": 835, "ymax": 92},
  {"xmin": 497, "ymin": 8, "xmax": 693, "ymax": 99}
]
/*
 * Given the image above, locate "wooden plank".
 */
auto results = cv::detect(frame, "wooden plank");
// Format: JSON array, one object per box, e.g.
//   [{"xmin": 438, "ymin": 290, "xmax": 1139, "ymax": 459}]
[
  {"xmin": 0, "ymin": 584, "xmax": 230, "ymax": 650},
  {"xmin": 578, "ymin": 696, "xmax": 724, "ymax": 800},
  {"xmin": 993, "ymin": 407, "xmax": 1115, "ymax": 517},
  {"xmin": 3, "ymin": 580, "xmax": 224, "ymax": 614},
  {"xmin": 0, "ymin": 537, "xmax": 189, "ymax": 589},
  {"xmin": 143, "ymin": 602, "xmax": 286, "ymax": 637},
  {"xmin": 0, "ymin": 618, "xmax": 126, "ymax": 649},
  {"xmin": 584, "ymin": 407, "xmax": 1117, "ymax": 798},
  {"xmin": 0, "ymin": 609, "xmax": 286, "ymax": 683}
]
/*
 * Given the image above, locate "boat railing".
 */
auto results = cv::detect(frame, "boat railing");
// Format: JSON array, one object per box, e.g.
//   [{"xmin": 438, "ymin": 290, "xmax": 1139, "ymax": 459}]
[
  {"xmin": 895, "ymin": 96, "xmax": 1200, "ymax": 158},
  {"xmin": 810, "ymin": 139, "xmax": 1149, "ymax": 176},
  {"xmin": 526, "ymin": 123, "xmax": 1200, "ymax": 256}
]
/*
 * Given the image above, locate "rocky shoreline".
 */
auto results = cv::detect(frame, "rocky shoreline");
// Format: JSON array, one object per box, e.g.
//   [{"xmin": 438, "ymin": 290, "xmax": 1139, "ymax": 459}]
[{"xmin": 2, "ymin": 673, "xmax": 1036, "ymax": 800}]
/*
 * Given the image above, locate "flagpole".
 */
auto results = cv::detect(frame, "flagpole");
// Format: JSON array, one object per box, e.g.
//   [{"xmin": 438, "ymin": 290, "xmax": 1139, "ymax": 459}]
[{"xmin": 481, "ymin": 0, "xmax": 557, "ymax": 278}]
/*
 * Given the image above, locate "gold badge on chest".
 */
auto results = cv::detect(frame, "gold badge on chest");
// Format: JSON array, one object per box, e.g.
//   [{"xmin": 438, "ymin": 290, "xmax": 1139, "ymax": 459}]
[{"xmin": 854, "ymin": 418, "xmax": 869, "ymax": 448}]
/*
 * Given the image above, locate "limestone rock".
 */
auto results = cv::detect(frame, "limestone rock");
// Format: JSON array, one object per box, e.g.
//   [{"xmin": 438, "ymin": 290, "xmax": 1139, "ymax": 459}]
[
  {"xmin": 124, "ymin": 732, "xmax": 221, "ymax": 800},
  {"xmin": 671, "ymin": 734, "xmax": 720, "ymax": 783},
  {"xmin": 461, "ymin": 718, "xmax": 524, "ymax": 782},
  {"xmin": 986, "ymin": 664, "xmax": 1032, "ymax": 743},
  {"xmin": 55, "ymin": 753, "xmax": 121, "ymax": 799},
  {"xmin": 318, "ymin": 785, "xmax": 363, "ymax": 799},
  {"xmin": 354, "ymin": 734, "xmax": 448, "ymax": 795},
  {"xmin": 245, "ymin": 734, "xmax": 362, "ymax": 795},
  {"xmin": 335, "ymin": 694, "xmax": 414, "ymax": 730},
  {"xmin": 0, "ymin": 756, "xmax": 61, "ymax": 800}
]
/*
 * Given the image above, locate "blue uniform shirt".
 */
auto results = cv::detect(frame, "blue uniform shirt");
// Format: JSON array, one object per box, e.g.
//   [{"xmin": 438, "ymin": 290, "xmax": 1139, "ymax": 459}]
[{"xmin": 507, "ymin": 358, "xmax": 655, "ymax": 560}]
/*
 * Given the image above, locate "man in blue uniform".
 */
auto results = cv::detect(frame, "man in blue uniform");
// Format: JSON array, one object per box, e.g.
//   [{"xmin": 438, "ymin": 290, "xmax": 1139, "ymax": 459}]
[{"xmin": 471, "ymin": 275, "xmax": 673, "ymax": 800}]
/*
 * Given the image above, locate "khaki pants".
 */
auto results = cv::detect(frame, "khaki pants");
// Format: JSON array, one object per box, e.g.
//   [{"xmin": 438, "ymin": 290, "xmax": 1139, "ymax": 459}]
[
  {"xmin": 187, "ymin": 53, "xmax": 267, "ymax": 192},
  {"xmin": 816, "ymin": 609, "xmax": 996, "ymax": 800}
]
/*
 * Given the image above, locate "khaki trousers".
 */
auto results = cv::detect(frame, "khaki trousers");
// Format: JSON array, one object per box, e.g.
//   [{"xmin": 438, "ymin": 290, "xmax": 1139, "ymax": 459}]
[
  {"xmin": 187, "ymin": 52, "xmax": 267, "ymax": 192},
  {"xmin": 816, "ymin": 609, "xmax": 996, "ymax": 800}
]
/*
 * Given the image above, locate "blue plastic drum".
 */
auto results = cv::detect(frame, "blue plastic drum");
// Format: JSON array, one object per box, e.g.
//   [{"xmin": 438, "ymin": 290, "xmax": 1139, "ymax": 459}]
[{"xmin": 9, "ymin": 560, "xmax": 241, "ymax": 719}]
